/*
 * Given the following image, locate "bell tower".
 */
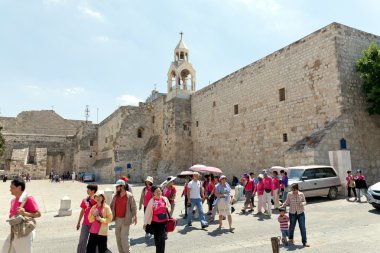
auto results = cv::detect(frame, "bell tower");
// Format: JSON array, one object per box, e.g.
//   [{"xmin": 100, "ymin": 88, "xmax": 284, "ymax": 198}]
[{"xmin": 166, "ymin": 32, "xmax": 196, "ymax": 101}]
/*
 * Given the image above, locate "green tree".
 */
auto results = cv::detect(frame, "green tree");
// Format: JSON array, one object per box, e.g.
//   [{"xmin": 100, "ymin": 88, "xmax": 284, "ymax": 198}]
[
  {"xmin": 355, "ymin": 42, "xmax": 380, "ymax": 115},
  {"xmin": 0, "ymin": 126, "xmax": 5, "ymax": 158}
]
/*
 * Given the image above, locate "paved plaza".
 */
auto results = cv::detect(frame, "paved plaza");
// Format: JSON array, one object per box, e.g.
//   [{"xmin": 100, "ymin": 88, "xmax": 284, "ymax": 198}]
[{"xmin": 1, "ymin": 180, "xmax": 379, "ymax": 253}]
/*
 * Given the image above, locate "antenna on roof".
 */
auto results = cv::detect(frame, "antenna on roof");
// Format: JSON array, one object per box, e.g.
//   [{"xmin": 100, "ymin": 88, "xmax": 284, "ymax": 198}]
[
  {"xmin": 85, "ymin": 105, "xmax": 90, "ymax": 123},
  {"xmin": 51, "ymin": 105, "xmax": 54, "ymax": 112},
  {"xmin": 180, "ymin": 31, "xmax": 183, "ymax": 40}
]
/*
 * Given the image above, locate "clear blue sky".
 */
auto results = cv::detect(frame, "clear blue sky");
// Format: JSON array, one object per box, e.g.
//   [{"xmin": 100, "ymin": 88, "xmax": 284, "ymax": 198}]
[{"xmin": 1, "ymin": 0, "xmax": 379, "ymax": 123}]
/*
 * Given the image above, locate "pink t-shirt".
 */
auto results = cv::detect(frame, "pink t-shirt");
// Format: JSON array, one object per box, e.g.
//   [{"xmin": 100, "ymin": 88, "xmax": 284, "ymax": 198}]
[
  {"xmin": 244, "ymin": 179, "xmax": 254, "ymax": 191},
  {"xmin": 255, "ymin": 182, "xmax": 264, "ymax": 196},
  {"xmin": 89, "ymin": 206, "xmax": 103, "ymax": 234},
  {"xmin": 80, "ymin": 197, "xmax": 96, "ymax": 226},
  {"xmin": 9, "ymin": 195, "xmax": 39, "ymax": 218},
  {"xmin": 152, "ymin": 198, "xmax": 168, "ymax": 223},
  {"xmin": 163, "ymin": 186, "xmax": 176, "ymax": 204},
  {"xmin": 144, "ymin": 187, "xmax": 153, "ymax": 207},
  {"xmin": 263, "ymin": 177, "xmax": 273, "ymax": 190},
  {"xmin": 273, "ymin": 177, "xmax": 280, "ymax": 190}
]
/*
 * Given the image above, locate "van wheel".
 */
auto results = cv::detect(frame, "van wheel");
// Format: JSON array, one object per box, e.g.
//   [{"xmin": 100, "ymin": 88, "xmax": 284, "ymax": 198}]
[{"xmin": 327, "ymin": 187, "xmax": 338, "ymax": 200}]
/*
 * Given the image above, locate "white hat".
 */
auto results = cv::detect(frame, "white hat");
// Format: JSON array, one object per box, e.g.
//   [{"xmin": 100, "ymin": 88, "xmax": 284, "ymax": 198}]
[
  {"xmin": 114, "ymin": 179, "xmax": 126, "ymax": 187},
  {"xmin": 145, "ymin": 176, "xmax": 154, "ymax": 184},
  {"xmin": 220, "ymin": 175, "xmax": 227, "ymax": 180},
  {"xmin": 165, "ymin": 176, "xmax": 176, "ymax": 184}
]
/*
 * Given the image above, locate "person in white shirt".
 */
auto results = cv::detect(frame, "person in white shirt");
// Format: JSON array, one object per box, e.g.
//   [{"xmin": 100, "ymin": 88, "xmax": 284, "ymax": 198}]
[{"xmin": 187, "ymin": 172, "xmax": 209, "ymax": 229}]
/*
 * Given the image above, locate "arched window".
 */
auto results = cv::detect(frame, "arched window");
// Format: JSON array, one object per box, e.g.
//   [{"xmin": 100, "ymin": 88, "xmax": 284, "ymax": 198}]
[{"xmin": 137, "ymin": 127, "xmax": 144, "ymax": 138}]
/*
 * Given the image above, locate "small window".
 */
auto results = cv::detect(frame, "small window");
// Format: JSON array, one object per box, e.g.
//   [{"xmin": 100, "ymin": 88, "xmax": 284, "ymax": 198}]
[
  {"xmin": 105, "ymin": 137, "xmax": 108, "ymax": 143},
  {"xmin": 283, "ymin": 133, "xmax": 288, "ymax": 142},
  {"xmin": 183, "ymin": 124, "xmax": 189, "ymax": 131},
  {"xmin": 213, "ymin": 101, "xmax": 216, "ymax": 107},
  {"xmin": 279, "ymin": 88, "xmax": 285, "ymax": 101},
  {"xmin": 234, "ymin": 104, "xmax": 239, "ymax": 115},
  {"xmin": 28, "ymin": 156, "xmax": 35, "ymax": 164},
  {"xmin": 196, "ymin": 121, "xmax": 199, "ymax": 127},
  {"xmin": 90, "ymin": 140, "xmax": 94, "ymax": 146},
  {"xmin": 152, "ymin": 116, "xmax": 155, "ymax": 124},
  {"xmin": 137, "ymin": 128, "xmax": 144, "ymax": 138}
]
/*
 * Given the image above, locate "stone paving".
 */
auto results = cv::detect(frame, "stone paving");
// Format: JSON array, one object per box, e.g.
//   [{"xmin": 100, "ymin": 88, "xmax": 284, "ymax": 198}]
[{"xmin": 1, "ymin": 180, "xmax": 380, "ymax": 253}]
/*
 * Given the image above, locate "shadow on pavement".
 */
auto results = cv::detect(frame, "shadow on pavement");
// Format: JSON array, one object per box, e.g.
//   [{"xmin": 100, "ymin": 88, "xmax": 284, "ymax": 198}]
[
  {"xmin": 368, "ymin": 208, "xmax": 380, "ymax": 215},
  {"xmin": 282, "ymin": 244, "xmax": 305, "ymax": 251},
  {"xmin": 130, "ymin": 236, "xmax": 155, "ymax": 247},
  {"xmin": 207, "ymin": 227, "xmax": 232, "ymax": 237}
]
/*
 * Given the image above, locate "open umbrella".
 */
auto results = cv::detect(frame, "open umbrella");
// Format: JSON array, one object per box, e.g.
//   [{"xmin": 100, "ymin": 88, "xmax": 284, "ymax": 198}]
[
  {"xmin": 269, "ymin": 166, "xmax": 287, "ymax": 174},
  {"xmin": 177, "ymin": 170, "xmax": 194, "ymax": 178},
  {"xmin": 199, "ymin": 166, "xmax": 223, "ymax": 174},
  {"xmin": 189, "ymin": 164, "xmax": 207, "ymax": 172}
]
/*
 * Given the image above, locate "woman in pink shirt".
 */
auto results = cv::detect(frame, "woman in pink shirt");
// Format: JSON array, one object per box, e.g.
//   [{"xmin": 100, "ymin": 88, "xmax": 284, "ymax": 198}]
[
  {"xmin": 241, "ymin": 174, "xmax": 254, "ymax": 213},
  {"xmin": 139, "ymin": 176, "xmax": 154, "ymax": 238},
  {"xmin": 345, "ymin": 170, "xmax": 356, "ymax": 201},
  {"xmin": 272, "ymin": 171, "xmax": 281, "ymax": 209},
  {"xmin": 162, "ymin": 176, "xmax": 177, "ymax": 216},
  {"xmin": 144, "ymin": 185, "xmax": 171, "ymax": 253},
  {"xmin": 87, "ymin": 190, "xmax": 113, "ymax": 253},
  {"xmin": 254, "ymin": 174, "xmax": 265, "ymax": 215}
]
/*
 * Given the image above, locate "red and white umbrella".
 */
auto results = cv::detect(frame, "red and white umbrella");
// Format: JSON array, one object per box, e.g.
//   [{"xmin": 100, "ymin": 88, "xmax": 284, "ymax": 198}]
[
  {"xmin": 199, "ymin": 166, "xmax": 223, "ymax": 174},
  {"xmin": 189, "ymin": 164, "xmax": 207, "ymax": 172}
]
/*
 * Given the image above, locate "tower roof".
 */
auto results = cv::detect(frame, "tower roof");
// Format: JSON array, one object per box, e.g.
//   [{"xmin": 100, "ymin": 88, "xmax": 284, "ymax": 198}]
[{"xmin": 175, "ymin": 39, "xmax": 188, "ymax": 50}]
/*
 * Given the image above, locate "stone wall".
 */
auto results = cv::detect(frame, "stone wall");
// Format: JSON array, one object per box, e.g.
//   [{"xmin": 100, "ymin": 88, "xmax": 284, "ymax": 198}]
[
  {"xmin": 10, "ymin": 147, "xmax": 47, "ymax": 179},
  {"xmin": 191, "ymin": 23, "xmax": 342, "ymax": 179}
]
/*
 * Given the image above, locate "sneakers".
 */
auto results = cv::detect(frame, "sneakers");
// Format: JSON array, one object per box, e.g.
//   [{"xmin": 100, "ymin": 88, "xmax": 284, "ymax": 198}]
[{"xmin": 201, "ymin": 223, "xmax": 209, "ymax": 229}]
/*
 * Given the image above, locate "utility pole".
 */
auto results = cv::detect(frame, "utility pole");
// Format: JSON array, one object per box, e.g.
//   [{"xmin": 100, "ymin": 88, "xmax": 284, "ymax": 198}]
[
  {"xmin": 85, "ymin": 105, "xmax": 90, "ymax": 123},
  {"xmin": 96, "ymin": 108, "xmax": 99, "ymax": 124}
]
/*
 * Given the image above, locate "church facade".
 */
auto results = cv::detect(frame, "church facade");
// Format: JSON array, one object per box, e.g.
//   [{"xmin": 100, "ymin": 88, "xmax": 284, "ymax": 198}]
[{"xmin": 1, "ymin": 22, "xmax": 380, "ymax": 183}]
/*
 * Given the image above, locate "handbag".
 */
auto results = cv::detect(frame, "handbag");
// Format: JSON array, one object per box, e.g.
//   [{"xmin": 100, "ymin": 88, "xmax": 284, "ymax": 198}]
[
  {"xmin": 164, "ymin": 200, "xmax": 177, "ymax": 233},
  {"xmin": 6, "ymin": 195, "xmax": 36, "ymax": 239}
]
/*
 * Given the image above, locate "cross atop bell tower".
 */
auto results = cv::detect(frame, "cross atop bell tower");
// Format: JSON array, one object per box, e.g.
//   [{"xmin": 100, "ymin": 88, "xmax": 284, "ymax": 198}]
[{"xmin": 167, "ymin": 33, "xmax": 196, "ymax": 101}]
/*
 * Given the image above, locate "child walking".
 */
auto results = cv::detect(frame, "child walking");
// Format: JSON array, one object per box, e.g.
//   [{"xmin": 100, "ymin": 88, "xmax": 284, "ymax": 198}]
[{"xmin": 278, "ymin": 208, "xmax": 289, "ymax": 245}]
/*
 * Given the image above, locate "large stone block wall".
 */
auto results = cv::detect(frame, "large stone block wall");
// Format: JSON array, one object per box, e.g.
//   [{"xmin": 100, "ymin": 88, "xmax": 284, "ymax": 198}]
[
  {"xmin": 312, "ymin": 24, "xmax": 380, "ymax": 184},
  {"xmin": 0, "ymin": 111, "xmax": 84, "ymax": 136},
  {"xmin": 191, "ymin": 23, "xmax": 342, "ymax": 178},
  {"xmin": 10, "ymin": 147, "xmax": 47, "ymax": 179}
]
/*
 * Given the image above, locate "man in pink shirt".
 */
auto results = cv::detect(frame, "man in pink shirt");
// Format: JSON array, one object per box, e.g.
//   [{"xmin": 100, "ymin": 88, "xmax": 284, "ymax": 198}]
[
  {"xmin": 262, "ymin": 170, "xmax": 273, "ymax": 218},
  {"xmin": 2, "ymin": 178, "xmax": 41, "ymax": 253},
  {"xmin": 76, "ymin": 184, "xmax": 98, "ymax": 253}
]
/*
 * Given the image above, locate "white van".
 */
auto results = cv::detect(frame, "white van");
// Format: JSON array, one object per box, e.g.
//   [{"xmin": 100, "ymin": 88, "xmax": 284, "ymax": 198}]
[{"xmin": 287, "ymin": 165, "xmax": 342, "ymax": 199}]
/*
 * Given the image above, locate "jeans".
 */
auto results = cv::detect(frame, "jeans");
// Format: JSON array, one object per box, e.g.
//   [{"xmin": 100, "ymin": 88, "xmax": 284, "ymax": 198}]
[
  {"xmin": 77, "ymin": 224, "xmax": 91, "ymax": 253},
  {"xmin": 187, "ymin": 198, "xmax": 207, "ymax": 226},
  {"xmin": 347, "ymin": 186, "xmax": 357, "ymax": 198},
  {"xmin": 282, "ymin": 189, "xmax": 288, "ymax": 203},
  {"xmin": 356, "ymin": 188, "xmax": 367, "ymax": 201},
  {"xmin": 289, "ymin": 212, "xmax": 307, "ymax": 245}
]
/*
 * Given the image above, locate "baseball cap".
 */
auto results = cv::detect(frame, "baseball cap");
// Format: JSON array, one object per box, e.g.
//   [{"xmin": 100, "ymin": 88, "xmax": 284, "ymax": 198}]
[{"xmin": 114, "ymin": 179, "xmax": 126, "ymax": 187}]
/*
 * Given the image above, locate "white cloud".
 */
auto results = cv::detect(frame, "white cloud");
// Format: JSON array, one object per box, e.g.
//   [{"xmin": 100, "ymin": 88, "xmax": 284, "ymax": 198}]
[
  {"xmin": 92, "ymin": 36, "xmax": 111, "ymax": 43},
  {"xmin": 78, "ymin": 5, "xmax": 105, "ymax": 22},
  {"xmin": 64, "ymin": 87, "xmax": 85, "ymax": 96},
  {"xmin": 117, "ymin": 94, "xmax": 143, "ymax": 106}
]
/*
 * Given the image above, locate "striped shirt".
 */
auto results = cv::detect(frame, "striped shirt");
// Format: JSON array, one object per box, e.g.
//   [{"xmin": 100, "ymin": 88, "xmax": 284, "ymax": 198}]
[
  {"xmin": 282, "ymin": 191, "xmax": 306, "ymax": 214},
  {"xmin": 278, "ymin": 215, "xmax": 289, "ymax": 230}
]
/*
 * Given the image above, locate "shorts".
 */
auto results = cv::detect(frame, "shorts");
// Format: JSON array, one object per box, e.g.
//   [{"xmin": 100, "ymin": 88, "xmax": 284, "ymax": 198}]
[
  {"xmin": 244, "ymin": 191, "xmax": 253, "ymax": 205},
  {"xmin": 281, "ymin": 230, "xmax": 289, "ymax": 238}
]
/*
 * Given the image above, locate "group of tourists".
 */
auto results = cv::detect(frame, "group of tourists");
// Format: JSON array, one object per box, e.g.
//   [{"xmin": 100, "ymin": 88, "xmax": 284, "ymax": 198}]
[
  {"xmin": 345, "ymin": 169, "xmax": 368, "ymax": 202},
  {"xmin": 2, "ymin": 169, "xmax": 311, "ymax": 253}
]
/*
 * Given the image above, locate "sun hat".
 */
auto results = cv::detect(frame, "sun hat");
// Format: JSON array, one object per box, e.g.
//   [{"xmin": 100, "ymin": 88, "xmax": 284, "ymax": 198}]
[
  {"xmin": 94, "ymin": 190, "xmax": 105, "ymax": 197},
  {"xmin": 145, "ymin": 176, "xmax": 154, "ymax": 184},
  {"xmin": 165, "ymin": 176, "xmax": 176, "ymax": 184},
  {"xmin": 262, "ymin": 169, "xmax": 268, "ymax": 174},
  {"xmin": 220, "ymin": 175, "xmax": 227, "ymax": 180},
  {"xmin": 114, "ymin": 179, "xmax": 126, "ymax": 187},
  {"xmin": 193, "ymin": 172, "xmax": 200, "ymax": 176},
  {"xmin": 258, "ymin": 174, "xmax": 264, "ymax": 179}
]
